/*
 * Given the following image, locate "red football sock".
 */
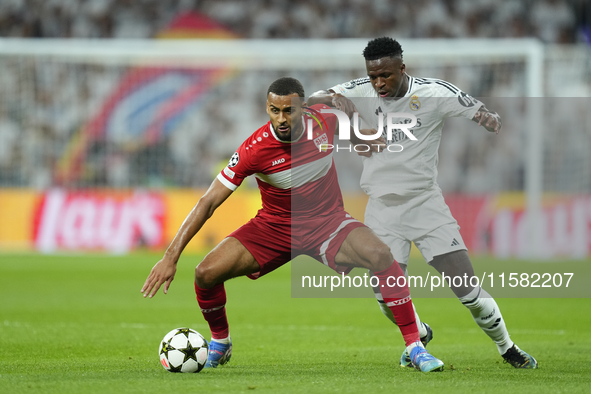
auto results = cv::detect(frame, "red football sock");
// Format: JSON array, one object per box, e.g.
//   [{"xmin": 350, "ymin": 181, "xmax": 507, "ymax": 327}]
[
  {"xmin": 374, "ymin": 262, "xmax": 420, "ymax": 346},
  {"xmin": 195, "ymin": 282, "xmax": 229, "ymax": 340}
]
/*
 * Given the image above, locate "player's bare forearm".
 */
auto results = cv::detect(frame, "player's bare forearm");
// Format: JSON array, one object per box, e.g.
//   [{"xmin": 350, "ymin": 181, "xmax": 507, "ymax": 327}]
[
  {"xmin": 472, "ymin": 105, "xmax": 502, "ymax": 134},
  {"xmin": 141, "ymin": 203, "xmax": 211, "ymax": 298},
  {"xmin": 141, "ymin": 179, "xmax": 233, "ymax": 298},
  {"xmin": 161, "ymin": 204, "xmax": 209, "ymax": 263},
  {"xmin": 309, "ymin": 89, "xmax": 357, "ymax": 118},
  {"xmin": 307, "ymin": 90, "xmax": 334, "ymax": 106},
  {"xmin": 163, "ymin": 180, "xmax": 231, "ymax": 261}
]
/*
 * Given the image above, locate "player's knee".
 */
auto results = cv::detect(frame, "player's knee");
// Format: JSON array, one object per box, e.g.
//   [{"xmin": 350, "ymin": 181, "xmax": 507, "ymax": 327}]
[
  {"xmin": 368, "ymin": 243, "xmax": 394, "ymax": 272},
  {"xmin": 195, "ymin": 263, "xmax": 218, "ymax": 289},
  {"xmin": 432, "ymin": 249, "xmax": 473, "ymax": 276}
]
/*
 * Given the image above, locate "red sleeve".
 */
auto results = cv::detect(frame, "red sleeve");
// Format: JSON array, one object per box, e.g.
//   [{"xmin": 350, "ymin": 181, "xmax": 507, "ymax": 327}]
[{"xmin": 216, "ymin": 138, "xmax": 258, "ymax": 191}]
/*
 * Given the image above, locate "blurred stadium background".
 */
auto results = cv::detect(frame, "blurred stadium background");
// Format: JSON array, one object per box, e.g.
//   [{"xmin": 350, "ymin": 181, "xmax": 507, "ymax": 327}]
[{"xmin": 0, "ymin": 0, "xmax": 590, "ymax": 259}]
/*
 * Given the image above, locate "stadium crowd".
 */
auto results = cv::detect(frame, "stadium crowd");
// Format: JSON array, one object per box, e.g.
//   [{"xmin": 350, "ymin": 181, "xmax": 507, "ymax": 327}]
[
  {"xmin": 0, "ymin": 0, "xmax": 589, "ymax": 43},
  {"xmin": 0, "ymin": 0, "xmax": 590, "ymax": 193}
]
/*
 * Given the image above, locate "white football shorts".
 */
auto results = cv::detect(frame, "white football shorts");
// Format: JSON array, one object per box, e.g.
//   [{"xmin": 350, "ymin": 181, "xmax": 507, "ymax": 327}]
[{"xmin": 364, "ymin": 185, "xmax": 467, "ymax": 265}]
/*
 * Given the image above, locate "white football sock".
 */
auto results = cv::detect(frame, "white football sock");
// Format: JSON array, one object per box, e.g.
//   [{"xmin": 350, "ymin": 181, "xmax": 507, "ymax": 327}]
[
  {"xmin": 459, "ymin": 287, "xmax": 513, "ymax": 355},
  {"xmin": 211, "ymin": 335, "xmax": 231, "ymax": 344},
  {"xmin": 405, "ymin": 340, "xmax": 424, "ymax": 354},
  {"xmin": 412, "ymin": 304, "xmax": 428, "ymax": 339}
]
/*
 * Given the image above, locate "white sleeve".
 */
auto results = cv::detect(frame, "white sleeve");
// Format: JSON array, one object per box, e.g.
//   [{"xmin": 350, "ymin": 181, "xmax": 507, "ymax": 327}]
[
  {"xmin": 216, "ymin": 172, "xmax": 238, "ymax": 191},
  {"xmin": 329, "ymin": 77, "xmax": 374, "ymax": 98},
  {"xmin": 436, "ymin": 81, "xmax": 482, "ymax": 120},
  {"xmin": 329, "ymin": 78, "xmax": 378, "ymax": 125}
]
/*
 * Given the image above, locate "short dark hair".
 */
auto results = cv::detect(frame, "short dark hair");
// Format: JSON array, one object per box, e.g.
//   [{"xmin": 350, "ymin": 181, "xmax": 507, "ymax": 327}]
[
  {"xmin": 363, "ymin": 37, "xmax": 403, "ymax": 61},
  {"xmin": 267, "ymin": 77, "xmax": 305, "ymax": 98}
]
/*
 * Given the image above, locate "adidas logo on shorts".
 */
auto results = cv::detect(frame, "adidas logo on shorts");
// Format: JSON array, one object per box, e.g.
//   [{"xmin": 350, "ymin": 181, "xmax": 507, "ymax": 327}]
[{"xmin": 450, "ymin": 238, "xmax": 460, "ymax": 246}]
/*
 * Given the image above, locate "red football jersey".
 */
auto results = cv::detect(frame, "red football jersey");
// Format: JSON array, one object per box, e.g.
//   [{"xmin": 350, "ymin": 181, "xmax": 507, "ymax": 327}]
[{"xmin": 217, "ymin": 104, "xmax": 344, "ymax": 218}]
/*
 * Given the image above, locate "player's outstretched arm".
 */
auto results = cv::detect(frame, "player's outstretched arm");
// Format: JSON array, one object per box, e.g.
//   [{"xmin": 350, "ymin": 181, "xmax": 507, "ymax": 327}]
[
  {"xmin": 141, "ymin": 179, "xmax": 233, "ymax": 298},
  {"xmin": 307, "ymin": 90, "xmax": 333, "ymax": 106},
  {"xmin": 472, "ymin": 105, "xmax": 502, "ymax": 134},
  {"xmin": 308, "ymin": 89, "xmax": 357, "ymax": 118},
  {"xmin": 309, "ymin": 91, "xmax": 383, "ymax": 157}
]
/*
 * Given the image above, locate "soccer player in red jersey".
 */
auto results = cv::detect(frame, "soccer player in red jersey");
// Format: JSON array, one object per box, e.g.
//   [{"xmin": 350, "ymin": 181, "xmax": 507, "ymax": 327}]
[{"xmin": 141, "ymin": 77, "xmax": 444, "ymax": 372}]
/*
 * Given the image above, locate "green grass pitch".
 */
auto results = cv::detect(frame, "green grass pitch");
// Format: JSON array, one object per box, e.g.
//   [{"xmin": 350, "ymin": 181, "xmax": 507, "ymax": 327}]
[{"xmin": 1, "ymin": 253, "xmax": 590, "ymax": 393}]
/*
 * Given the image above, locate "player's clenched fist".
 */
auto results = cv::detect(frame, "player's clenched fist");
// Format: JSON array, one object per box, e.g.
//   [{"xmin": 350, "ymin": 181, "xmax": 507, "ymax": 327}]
[{"xmin": 473, "ymin": 108, "xmax": 502, "ymax": 134}]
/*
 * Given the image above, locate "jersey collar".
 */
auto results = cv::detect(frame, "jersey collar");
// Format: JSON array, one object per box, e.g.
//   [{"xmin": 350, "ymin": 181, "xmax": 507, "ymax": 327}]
[{"xmin": 405, "ymin": 75, "xmax": 415, "ymax": 97}]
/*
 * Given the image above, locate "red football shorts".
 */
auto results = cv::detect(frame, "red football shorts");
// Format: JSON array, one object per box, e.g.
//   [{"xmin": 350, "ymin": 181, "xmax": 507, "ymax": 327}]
[{"xmin": 228, "ymin": 210, "xmax": 366, "ymax": 279}]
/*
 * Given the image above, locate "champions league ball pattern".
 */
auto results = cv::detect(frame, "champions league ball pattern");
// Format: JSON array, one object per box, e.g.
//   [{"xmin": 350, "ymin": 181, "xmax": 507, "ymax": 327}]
[{"xmin": 159, "ymin": 328, "xmax": 209, "ymax": 373}]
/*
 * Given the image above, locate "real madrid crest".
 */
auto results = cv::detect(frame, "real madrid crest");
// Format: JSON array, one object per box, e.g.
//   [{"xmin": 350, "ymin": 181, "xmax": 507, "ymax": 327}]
[{"xmin": 410, "ymin": 95, "xmax": 421, "ymax": 111}]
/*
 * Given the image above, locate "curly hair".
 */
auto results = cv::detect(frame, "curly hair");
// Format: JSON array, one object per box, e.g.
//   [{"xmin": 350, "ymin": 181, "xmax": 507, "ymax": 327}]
[
  {"xmin": 362, "ymin": 37, "xmax": 403, "ymax": 61},
  {"xmin": 267, "ymin": 77, "xmax": 305, "ymax": 98}
]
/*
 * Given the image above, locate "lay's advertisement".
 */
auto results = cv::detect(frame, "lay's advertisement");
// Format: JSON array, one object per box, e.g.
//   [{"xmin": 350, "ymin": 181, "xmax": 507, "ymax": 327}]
[
  {"xmin": 0, "ymin": 188, "xmax": 259, "ymax": 254},
  {"xmin": 0, "ymin": 189, "xmax": 589, "ymax": 259}
]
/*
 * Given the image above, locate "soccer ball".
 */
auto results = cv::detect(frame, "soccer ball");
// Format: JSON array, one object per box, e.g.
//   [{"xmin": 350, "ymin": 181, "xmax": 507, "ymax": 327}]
[{"xmin": 159, "ymin": 328, "xmax": 209, "ymax": 373}]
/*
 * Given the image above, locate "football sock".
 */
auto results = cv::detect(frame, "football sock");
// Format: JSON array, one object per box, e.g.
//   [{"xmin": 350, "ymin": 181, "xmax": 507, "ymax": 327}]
[
  {"xmin": 195, "ymin": 282, "xmax": 229, "ymax": 340},
  {"xmin": 372, "ymin": 272, "xmax": 428, "ymax": 338},
  {"xmin": 459, "ymin": 286, "xmax": 513, "ymax": 355},
  {"xmin": 412, "ymin": 304, "xmax": 428, "ymax": 339},
  {"xmin": 211, "ymin": 335, "xmax": 231, "ymax": 345},
  {"xmin": 376, "ymin": 297, "xmax": 428, "ymax": 338},
  {"xmin": 405, "ymin": 340, "xmax": 424, "ymax": 354},
  {"xmin": 397, "ymin": 264, "xmax": 428, "ymax": 338},
  {"xmin": 374, "ymin": 262, "xmax": 420, "ymax": 346}
]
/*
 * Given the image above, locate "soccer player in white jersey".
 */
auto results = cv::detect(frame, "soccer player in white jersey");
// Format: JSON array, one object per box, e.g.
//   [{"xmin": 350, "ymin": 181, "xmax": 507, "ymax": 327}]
[
  {"xmin": 141, "ymin": 77, "xmax": 445, "ymax": 373},
  {"xmin": 309, "ymin": 37, "xmax": 537, "ymax": 369}
]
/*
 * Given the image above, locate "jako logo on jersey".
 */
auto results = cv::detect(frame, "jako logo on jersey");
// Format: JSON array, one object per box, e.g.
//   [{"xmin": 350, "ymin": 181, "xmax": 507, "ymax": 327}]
[{"xmin": 271, "ymin": 158, "xmax": 285, "ymax": 166}]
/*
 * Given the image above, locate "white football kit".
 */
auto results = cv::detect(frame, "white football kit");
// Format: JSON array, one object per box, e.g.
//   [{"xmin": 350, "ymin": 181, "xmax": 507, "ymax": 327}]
[{"xmin": 330, "ymin": 75, "xmax": 482, "ymax": 265}]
